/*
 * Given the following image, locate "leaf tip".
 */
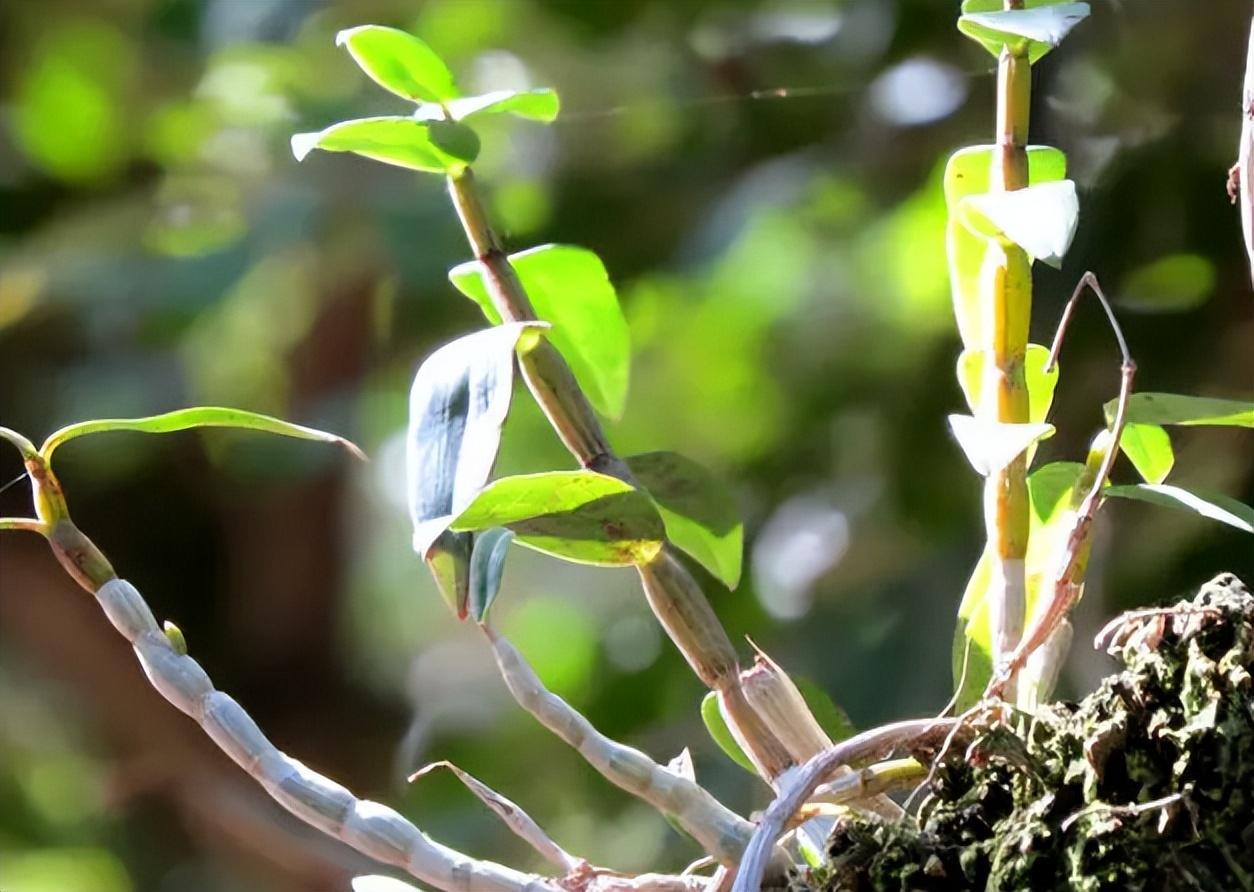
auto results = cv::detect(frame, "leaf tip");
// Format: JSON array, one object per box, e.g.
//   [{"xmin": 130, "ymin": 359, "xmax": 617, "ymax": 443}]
[{"xmin": 290, "ymin": 131, "xmax": 320, "ymax": 162}]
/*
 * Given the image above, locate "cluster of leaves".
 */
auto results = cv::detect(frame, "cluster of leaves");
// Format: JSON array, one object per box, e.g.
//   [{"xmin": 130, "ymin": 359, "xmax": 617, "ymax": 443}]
[
  {"xmin": 293, "ymin": 27, "xmax": 745, "ymax": 628},
  {"xmin": 944, "ymin": 0, "xmax": 1254, "ymax": 708},
  {"xmin": 818, "ymin": 574, "xmax": 1254, "ymax": 891}
]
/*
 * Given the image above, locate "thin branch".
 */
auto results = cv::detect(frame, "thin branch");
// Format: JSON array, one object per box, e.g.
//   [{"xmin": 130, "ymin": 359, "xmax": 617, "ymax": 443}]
[
  {"xmin": 731, "ymin": 719, "xmax": 963, "ymax": 892},
  {"xmin": 482, "ymin": 625, "xmax": 779, "ymax": 873},
  {"xmin": 409, "ymin": 761, "xmax": 579, "ymax": 874},
  {"xmin": 988, "ymin": 272, "xmax": 1136, "ymax": 699},
  {"xmin": 0, "ymin": 517, "xmax": 44, "ymax": 534},
  {"xmin": 1044, "ymin": 271, "xmax": 1131, "ymax": 375},
  {"xmin": 86, "ymin": 576, "xmax": 556, "ymax": 892}
]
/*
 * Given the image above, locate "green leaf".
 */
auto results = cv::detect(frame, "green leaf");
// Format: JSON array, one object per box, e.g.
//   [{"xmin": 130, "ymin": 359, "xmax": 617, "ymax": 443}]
[
  {"xmin": 291, "ymin": 117, "xmax": 479, "ymax": 174},
  {"xmin": 956, "ymin": 343, "xmax": 1059, "ymax": 423},
  {"xmin": 451, "ymin": 245, "xmax": 629, "ymax": 418},
  {"xmin": 1105, "ymin": 484, "xmax": 1254, "ymax": 534},
  {"xmin": 947, "ymin": 218, "xmax": 987, "ymax": 349},
  {"xmin": 943, "ymin": 145, "xmax": 1067, "ymax": 208},
  {"xmin": 958, "ymin": 180, "xmax": 1079, "ymax": 268},
  {"xmin": 948, "ymin": 415, "xmax": 1054, "ymax": 476},
  {"xmin": 39, "ymin": 407, "xmax": 365, "ymax": 464},
  {"xmin": 700, "ymin": 691, "xmax": 756, "ymax": 773},
  {"xmin": 793, "ymin": 677, "xmax": 856, "ymax": 743},
  {"xmin": 1118, "ymin": 423, "xmax": 1174, "ymax": 485},
  {"xmin": 468, "ymin": 528, "xmax": 515, "ymax": 623},
  {"xmin": 335, "ymin": 25, "xmax": 458, "ymax": 103},
  {"xmin": 958, "ymin": 3, "xmax": 1091, "ymax": 63},
  {"xmin": 408, "ymin": 323, "xmax": 543, "ymax": 617},
  {"xmin": 624, "ymin": 451, "xmax": 743, "ymax": 589},
  {"xmin": 450, "ymin": 471, "xmax": 665, "ymax": 566},
  {"xmin": 1104, "ymin": 393, "xmax": 1254, "ymax": 429},
  {"xmin": 416, "ymin": 89, "xmax": 560, "ymax": 123}
]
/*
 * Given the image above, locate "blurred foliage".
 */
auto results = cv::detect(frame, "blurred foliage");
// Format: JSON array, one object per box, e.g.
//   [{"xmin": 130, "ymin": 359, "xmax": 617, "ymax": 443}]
[{"xmin": 0, "ymin": 1, "xmax": 1251, "ymax": 890}]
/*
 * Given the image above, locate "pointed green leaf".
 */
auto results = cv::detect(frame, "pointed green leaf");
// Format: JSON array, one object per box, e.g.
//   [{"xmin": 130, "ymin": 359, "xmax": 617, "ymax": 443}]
[
  {"xmin": 624, "ymin": 451, "xmax": 743, "ymax": 589},
  {"xmin": 408, "ymin": 323, "xmax": 543, "ymax": 617},
  {"xmin": 958, "ymin": 3, "xmax": 1091, "ymax": 64},
  {"xmin": 416, "ymin": 89, "xmax": 560, "ymax": 124},
  {"xmin": 793, "ymin": 677, "xmax": 856, "ymax": 743},
  {"xmin": 292, "ymin": 117, "xmax": 478, "ymax": 174},
  {"xmin": 468, "ymin": 528, "xmax": 515, "ymax": 623},
  {"xmin": 700, "ymin": 691, "xmax": 756, "ymax": 773},
  {"xmin": 1118, "ymin": 423, "xmax": 1174, "ymax": 485},
  {"xmin": 958, "ymin": 180, "xmax": 1079, "ymax": 268},
  {"xmin": 1105, "ymin": 484, "xmax": 1254, "ymax": 534},
  {"xmin": 451, "ymin": 245, "xmax": 629, "ymax": 418},
  {"xmin": 953, "ymin": 548, "xmax": 994, "ymax": 711},
  {"xmin": 39, "ymin": 407, "xmax": 365, "ymax": 464},
  {"xmin": 336, "ymin": 25, "xmax": 458, "ymax": 103},
  {"xmin": 948, "ymin": 415, "xmax": 1054, "ymax": 476},
  {"xmin": 1104, "ymin": 393, "xmax": 1254, "ymax": 429},
  {"xmin": 450, "ymin": 471, "xmax": 664, "ymax": 566},
  {"xmin": 956, "ymin": 344, "xmax": 1059, "ymax": 423}
]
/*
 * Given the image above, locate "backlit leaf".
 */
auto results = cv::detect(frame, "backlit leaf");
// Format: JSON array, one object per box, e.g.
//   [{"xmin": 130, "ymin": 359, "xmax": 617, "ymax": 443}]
[
  {"xmin": 1118, "ymin": 423, "xmax": 1174, "ymax": 484},
  {"xmin": 451, "ymin": 471, "xmax": 664, "ymax": 566},
  {"xmin": 956, "ymin": 343, "xmax": 1058, "ymax": 423},
  {"xmin": 958, "ymin": 3, "xmax": 1091, "ymax": 63},
  {"xmin": 625, "ymin": 451, "xmax": 743, "ymax": 589},
  {"xmin": 468, "ymin": 528, "xmax": 515, "ymax": 623},
  {"xmin": 1105, "ymin": 393, "xmax": 1254, "ymax": 429},
  {"xmin": 408, "ymin": 323, "xmax": 543, "ymax": 616},
  {"xmin": 451, "ymin": 245, "xmax": 629, "ymax": 418},
  {"xmin": 1118, "ymin": 254, "xmax": 1215, "ymax": 312},
  {"xmin": 416, "ymin": 89, "xmax": 560, "ymax": 123},
  {"xmin": 352, "ymin": 878, "xmax": 425, "ymax": 892},
  {"xmin": 336, "ymin": 25, "xmax": 458, "ymax": 103},
  {"xmin": 943, "ymin": 145, "xmax": 1067, "ymax": 208},
  {"xmin": 948, "ymin": 415, "xmax": 1054, "ymax": 476},
  {"xmin": 1106, "ymin": 484, "xmax": 1254, "ymax": 534},
  {"xmin": 959, "ymin": 180, "xmax": 1079, "ymax": 268},
  {"xmin": 292, "ymin": 117, "xmax": 479, "ymax": 174},
  {"xmin": 40, "ymin": 407, "xmax": 365, "ymax": 464},
  {"xmin": 700, "ymin": 691, "xmax": 756, "ymax": 773}
]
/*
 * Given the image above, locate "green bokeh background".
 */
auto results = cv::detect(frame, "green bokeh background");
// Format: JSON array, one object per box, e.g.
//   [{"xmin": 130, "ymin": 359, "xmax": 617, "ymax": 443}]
[{"xmin": 0, "ymin": 1, "xmax": 1250, "ymax": 890}]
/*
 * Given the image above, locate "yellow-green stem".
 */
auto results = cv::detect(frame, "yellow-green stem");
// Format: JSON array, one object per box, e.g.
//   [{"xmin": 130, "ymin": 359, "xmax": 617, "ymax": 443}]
[
  {"xmin": 445, "ymin": 168, "xmax": 798, "ymax": 779},
  {"xmin": 985, "ymin": 43, "xmax": 1033, "ymax": 696}
]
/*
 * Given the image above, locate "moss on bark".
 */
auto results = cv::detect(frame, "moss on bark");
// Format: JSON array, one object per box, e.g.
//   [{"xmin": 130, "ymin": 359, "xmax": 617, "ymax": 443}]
[{"xmin": 813, "ymin": 574, "xmax": 1254, "ymax": 891}]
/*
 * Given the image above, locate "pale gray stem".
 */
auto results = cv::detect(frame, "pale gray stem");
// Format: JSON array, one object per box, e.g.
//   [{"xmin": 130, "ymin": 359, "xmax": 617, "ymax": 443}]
[
  {"xmin": 484, "ymin": 626, "xmax": 784, "ymax": 874},
  {"xmin": 93, "ymin": 578, "xmax": 555, "ymax": 892},
  {"xmin": 731, "ymin": 719, "xmax": 957, "ymax": 892}
]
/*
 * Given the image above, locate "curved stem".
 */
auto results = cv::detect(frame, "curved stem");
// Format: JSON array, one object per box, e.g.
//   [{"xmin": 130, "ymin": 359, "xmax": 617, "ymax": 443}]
[{"xmin": 445, "ymin": 168, "xmax": 799, "ymax": 780}]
